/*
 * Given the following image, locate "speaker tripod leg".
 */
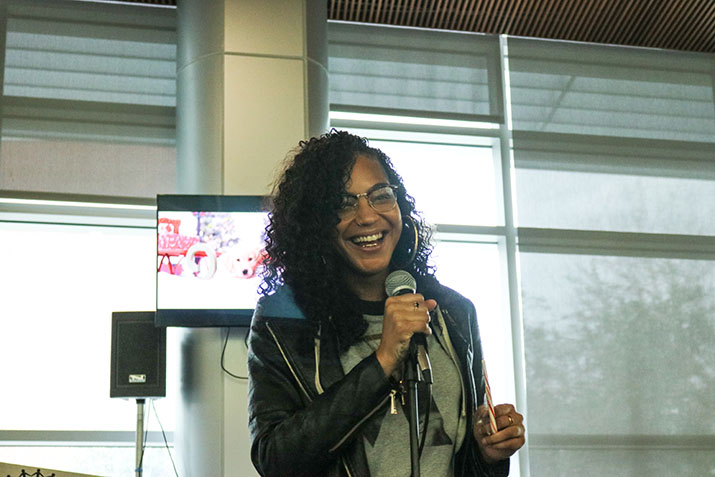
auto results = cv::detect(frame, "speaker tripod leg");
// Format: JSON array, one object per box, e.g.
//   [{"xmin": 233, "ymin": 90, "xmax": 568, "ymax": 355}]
[{"xmin": 136, "ymin": 398, "xmax": 146, "ymax": 477}]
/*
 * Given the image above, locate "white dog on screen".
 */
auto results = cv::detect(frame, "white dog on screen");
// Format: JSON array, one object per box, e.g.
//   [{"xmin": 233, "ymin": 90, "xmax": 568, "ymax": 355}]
[{"xmin": 217, "ymin": 243, "xmax": 266, "ymax": 279}]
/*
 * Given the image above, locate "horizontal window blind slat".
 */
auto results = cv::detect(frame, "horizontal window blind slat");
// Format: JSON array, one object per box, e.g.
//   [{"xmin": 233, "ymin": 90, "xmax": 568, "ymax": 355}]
[
  {"xmin": 2, "ymin": 96, "xmax": 175, "ymax": 144},
  {"xmin": 6, "ymin": 49, "xmax": 176, "ymax": 77},
  {"xmin": 518, "ymin": 227, "xmax": 715, "ymax": 259},
  {"xmin": 7, "ymin": 29, "xmax": 176, "ymax": 58}
]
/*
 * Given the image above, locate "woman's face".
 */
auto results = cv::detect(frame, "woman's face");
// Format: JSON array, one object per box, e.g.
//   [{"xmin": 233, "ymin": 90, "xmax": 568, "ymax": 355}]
[{"xmin": 333, "ymin": 155, "xmax": 402, "ymax": 289}]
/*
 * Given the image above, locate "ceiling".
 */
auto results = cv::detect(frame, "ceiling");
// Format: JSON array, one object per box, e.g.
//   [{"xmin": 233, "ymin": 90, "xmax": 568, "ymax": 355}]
[
  {"xmin": 121, "ymin": 0, "xmax": 715, "ymax": 54},
  {"xmin": 327, "ymin": 0, "xmax": 715, "ymax": 53}
]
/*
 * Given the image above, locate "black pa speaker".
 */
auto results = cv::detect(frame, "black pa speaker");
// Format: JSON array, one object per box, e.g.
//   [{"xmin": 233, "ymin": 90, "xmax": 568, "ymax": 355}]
[{"xmin": 110, "ymin": 311, "xmax": 166, "ymax": 398}]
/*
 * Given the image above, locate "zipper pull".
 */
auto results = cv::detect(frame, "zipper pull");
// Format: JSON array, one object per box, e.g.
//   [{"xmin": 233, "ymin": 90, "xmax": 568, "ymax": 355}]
[
  {"xmin": 390, "ymin": 389, "xmax": 399, "ymax": 415},
  {"xmin": 399, "ymin": 380, "xmax": 407, "ymax": 406}
]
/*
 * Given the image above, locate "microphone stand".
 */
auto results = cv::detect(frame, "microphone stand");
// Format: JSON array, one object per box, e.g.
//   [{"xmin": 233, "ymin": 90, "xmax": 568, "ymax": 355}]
[
  {"xmin": 405, "ymin": 340, "xmax": 422, "ymax": 477},
  {"xmin": 384, "ymin": 272, "xmax": 433, "ymax": 477},
  {"xmin": 406, "ymin": 333, "xmax": 434, "ymax": 477}
]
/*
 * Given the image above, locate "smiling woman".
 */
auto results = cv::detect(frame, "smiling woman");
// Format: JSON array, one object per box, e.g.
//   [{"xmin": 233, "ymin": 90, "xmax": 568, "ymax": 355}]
[
  {"xmin": 333, "ymin": 157, "xmax": 403, "ymax": 300},
  {"xmin": 246, "ymin": 130, "xmax": 524, "ymax": 476},
  {"xmin": 257, "ymin": 131, "xmax": 433, "ymax": 348}
]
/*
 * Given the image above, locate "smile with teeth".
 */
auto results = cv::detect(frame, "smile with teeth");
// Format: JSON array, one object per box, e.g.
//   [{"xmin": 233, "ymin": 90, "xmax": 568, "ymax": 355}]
[{"xmin": 351, "ymin": 232, "xmax": 384, "ymax": 247}]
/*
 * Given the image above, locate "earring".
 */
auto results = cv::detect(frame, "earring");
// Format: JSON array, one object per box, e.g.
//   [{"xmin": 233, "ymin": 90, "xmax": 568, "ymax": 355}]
[{"xmin": 391, "ymin": 215, "xmax": 419, "ymax": 269}]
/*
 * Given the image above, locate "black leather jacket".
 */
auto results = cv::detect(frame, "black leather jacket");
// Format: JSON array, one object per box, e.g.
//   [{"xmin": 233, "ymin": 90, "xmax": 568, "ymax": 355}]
[{"xmin": 247, "ymin": 283, "xmax": 510, "ymax": 477}]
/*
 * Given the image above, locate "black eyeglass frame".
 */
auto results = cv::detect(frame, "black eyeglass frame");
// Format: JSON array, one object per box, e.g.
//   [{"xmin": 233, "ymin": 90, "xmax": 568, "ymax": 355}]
[{"xmin": 338, "ymin": 184, "xmax": 399, "ymax": 218}]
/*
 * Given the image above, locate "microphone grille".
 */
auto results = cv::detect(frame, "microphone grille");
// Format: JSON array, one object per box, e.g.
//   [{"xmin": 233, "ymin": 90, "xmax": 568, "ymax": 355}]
[{"xmin": 385, "ymin": 270, "xmax": 417, "ymax": 297}]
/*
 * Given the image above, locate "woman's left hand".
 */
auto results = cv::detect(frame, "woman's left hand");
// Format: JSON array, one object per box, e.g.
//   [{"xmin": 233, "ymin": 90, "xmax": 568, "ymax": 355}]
[{"xmin": 473, "ymin": 403, "xmax": 525, "ymax": 464}]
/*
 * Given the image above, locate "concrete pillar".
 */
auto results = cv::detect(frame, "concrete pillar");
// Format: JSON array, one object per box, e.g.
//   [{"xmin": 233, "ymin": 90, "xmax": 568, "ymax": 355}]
[
  {"xmin": 177, "ymin": 0, "xmax": 327, "ymax": 195},
  {"xmin": 174, "ymin": 1, "xmax": 327, "ymax": 474}
]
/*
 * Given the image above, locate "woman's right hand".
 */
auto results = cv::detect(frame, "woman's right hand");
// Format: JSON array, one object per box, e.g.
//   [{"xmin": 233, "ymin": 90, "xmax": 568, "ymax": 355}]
[{"xmin": 376, "ymin": 293, "xmax": 437, "ymax": 377}]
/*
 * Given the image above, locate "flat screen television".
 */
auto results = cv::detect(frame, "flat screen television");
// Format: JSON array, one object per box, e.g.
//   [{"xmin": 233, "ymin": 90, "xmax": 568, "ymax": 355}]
[{"xmin": 155, "ymin": 195, "xmax": 269, "ymax": 327}]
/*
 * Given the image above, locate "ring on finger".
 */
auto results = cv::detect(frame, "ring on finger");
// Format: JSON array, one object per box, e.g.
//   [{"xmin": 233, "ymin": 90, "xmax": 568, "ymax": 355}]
[
  {"xmin": 414, "ymin": 302, "xmax": 420, "ymax": 309},
  {"xmin": 507, "ymin": 415, "xmax": 514, "ymax": 426}
]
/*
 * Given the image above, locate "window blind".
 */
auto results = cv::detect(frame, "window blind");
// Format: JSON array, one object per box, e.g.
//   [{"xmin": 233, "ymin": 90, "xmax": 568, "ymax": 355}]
[
  {"xmin": 507, "ymin": 38, "xmax": 715, "ymax": 143},
  {"xmin": 0, "ymin": 0, "xmax": 177, "ymax": 198},
  {"xmin": 328, "ymin": 21, "xmax": 501, "ymax": 119},
  {"xmin": 4, "ymin": 0, "xmax": 176, "ymax": 106}
]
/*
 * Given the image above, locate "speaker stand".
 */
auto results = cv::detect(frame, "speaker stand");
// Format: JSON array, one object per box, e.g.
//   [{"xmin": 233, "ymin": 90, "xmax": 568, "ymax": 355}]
[{"xmin": 135, "ymin": 398, "xmax": 146, "ymax": 477}]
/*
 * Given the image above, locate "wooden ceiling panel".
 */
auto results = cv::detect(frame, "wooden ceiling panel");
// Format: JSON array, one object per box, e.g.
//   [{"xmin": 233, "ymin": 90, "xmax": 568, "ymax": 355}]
[
  {"xmin": 327, "ymin": 0, "xmax": 715, "ymax": 53},
  {"xmin": 118, "ymin": 0, "xmax": 715, "ymax": 53}
]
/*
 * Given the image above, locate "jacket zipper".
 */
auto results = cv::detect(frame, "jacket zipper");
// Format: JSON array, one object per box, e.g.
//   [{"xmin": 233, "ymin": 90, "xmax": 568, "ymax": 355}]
[
  {"xmin": 314, "ymin": 324, "xmax": 325, "ymax": 395},
  {"xmin": 265, "ymin": 322, "xmax": 312, "ymax": 401},
  {"xmin": 340, "ymin": 456, "xmax": 354, "ymax": 477}
]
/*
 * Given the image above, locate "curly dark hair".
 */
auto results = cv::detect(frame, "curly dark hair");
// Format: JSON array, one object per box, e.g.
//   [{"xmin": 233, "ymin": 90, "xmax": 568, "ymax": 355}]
[{"xmin": 260, "ymin": 130, "xmax": 437, "ymax": 350}]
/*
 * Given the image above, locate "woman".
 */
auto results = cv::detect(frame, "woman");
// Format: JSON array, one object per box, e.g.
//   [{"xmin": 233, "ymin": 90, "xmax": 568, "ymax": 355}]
[{"xmin": 248, "ymin": 131, "xmax": 525, "ymax": 476}]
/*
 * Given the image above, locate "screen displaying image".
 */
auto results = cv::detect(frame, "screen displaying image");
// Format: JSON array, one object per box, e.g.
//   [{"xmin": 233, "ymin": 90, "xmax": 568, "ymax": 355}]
[{"xmin": 155, "ymin": 195, "xmax": 268, "ymax": 327}]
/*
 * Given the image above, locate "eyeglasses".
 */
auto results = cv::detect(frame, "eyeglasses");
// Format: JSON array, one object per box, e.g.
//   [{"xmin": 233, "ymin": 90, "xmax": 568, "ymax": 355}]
[{"xmin": 338, "ymin": 184, "xmax": 398, "ymax": 219}]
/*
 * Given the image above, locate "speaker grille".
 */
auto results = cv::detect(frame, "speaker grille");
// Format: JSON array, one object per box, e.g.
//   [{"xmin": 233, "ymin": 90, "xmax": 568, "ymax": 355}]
[{"xmin": 110, "ymin": 311, "xmax": 166, "ymax": 398}]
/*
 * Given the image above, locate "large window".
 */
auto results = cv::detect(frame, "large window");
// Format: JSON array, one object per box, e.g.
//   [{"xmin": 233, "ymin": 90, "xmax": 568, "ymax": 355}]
[
  {"xmin": 0, "ymin": 215, "xmax": 178, "ymax": 476},
  {"xmin": 509, "ymin": 37, "xmax": 715, "ymax": 476},
  {"xmin": 329, "ymin": 21, "xmax": 715, "ymax": 477},
  {"xmin": 0, "ymin": 1, "xmax": 179, "ymax": 475}
]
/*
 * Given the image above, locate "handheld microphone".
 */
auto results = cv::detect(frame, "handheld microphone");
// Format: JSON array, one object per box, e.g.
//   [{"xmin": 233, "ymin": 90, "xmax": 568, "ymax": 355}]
[{"xmin": 385, "ymin": 270, "xmax": 433, "ymax": 383}]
